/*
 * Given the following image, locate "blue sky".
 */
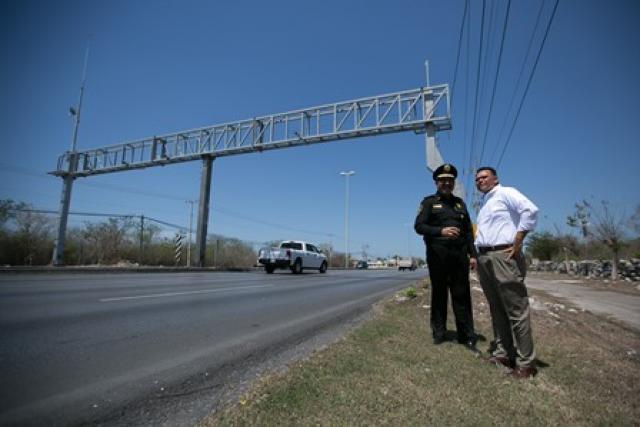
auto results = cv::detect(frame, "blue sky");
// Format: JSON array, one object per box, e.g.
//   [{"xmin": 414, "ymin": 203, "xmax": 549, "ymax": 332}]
[{"xmin": 1, "ymin": 0, "xmax": 639, "ymax": 259}]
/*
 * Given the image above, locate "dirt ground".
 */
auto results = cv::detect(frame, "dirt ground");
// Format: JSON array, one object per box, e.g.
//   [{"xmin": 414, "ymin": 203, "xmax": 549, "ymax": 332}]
[{"xmin": 529, "ymin": 271, "xmax": 640, "ymax": 296}]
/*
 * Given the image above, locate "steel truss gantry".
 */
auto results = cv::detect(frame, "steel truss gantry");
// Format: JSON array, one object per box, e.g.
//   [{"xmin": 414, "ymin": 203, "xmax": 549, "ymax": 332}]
[{"xmin": 51, "ymin": 85, "xmax": 451, "ymax": 266}]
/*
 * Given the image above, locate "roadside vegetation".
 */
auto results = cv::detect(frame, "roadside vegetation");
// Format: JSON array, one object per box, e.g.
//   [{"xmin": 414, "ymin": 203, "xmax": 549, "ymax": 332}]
[
  {"xmin": 528, "ymin": 202, "xmax": 640, "ymax": 280},
  {"xmin": 0, "ymin": 199, "xmax": 356, "ymax": 268},
  {"xmin": 203, "ymin": 278, "xmax": 640, "ymax": 426},
  {"xmin": 0, "ymin": 199, "xmax": 257, "ymax": 266}
]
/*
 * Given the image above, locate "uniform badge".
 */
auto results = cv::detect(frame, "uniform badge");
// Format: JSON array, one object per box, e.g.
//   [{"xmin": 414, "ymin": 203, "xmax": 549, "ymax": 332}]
[
  {"xmin": 433, "ymin": 204, "xmax": 443, "ymax": 209},
  {"xmin": 456, "ymin": 203, "xmax": 462, "ymax": 210},
  {"xmin": 444, "ymin": 164, "xmax": 451, "ymax": 172}
]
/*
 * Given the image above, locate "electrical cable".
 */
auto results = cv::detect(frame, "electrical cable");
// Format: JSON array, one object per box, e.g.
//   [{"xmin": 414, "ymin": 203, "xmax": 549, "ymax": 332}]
[
  {"xmin": 478, "ymin": 0, "xmax": 512, "ymax": 164},
  {"xmin": 489, "ymin": 0, "xmax": 546, "ymax": 164},
  {"xmin": 462, "ymin": 1, "xmax": 472, "ymax": 200},
  {"xmin": 450, "ymin": 0, "xmax": 469, "ymax": 109},
  {"xmin": 466, "ymin": 0, "xmax": 486, "ymax": 200},
  {"xmin": 496, "ymin": 0, "xmax": 560, "ymax": 168}
]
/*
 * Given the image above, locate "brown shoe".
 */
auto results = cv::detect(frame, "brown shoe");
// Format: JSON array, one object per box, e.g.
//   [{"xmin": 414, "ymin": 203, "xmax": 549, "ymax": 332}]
[
  {"xmin": 485, "ymin": 355, "xmax": 511, "ymax": 368},
  {"xmin": 511, "ymin": 366, "xmax": 537, "ymax": 379}
]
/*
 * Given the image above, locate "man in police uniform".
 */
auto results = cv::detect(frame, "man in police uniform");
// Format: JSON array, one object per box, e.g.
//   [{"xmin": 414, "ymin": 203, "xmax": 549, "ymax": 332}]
[{"xmin": 414, "ymin": 163, "xmax": 477, "ymax": 347}]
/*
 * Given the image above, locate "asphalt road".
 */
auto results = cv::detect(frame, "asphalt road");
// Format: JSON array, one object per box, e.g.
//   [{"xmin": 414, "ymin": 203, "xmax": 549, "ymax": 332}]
[{"xmin": 0, "ymin": 269, "xmax": 423, "ymax": 425}]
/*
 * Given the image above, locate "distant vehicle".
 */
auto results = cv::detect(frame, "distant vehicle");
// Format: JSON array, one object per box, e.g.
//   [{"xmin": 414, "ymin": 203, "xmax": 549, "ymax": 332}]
[
  {"xmin": 355, "ymin": 260, "xmax": 368, "ymax": 269},
  {"xmin": 258, "ymin": 240, "xmax": 328, "ymax": 274},
  {"xmin": 397, "ymin": 257, "xmax": 417, "ymax": 271}
]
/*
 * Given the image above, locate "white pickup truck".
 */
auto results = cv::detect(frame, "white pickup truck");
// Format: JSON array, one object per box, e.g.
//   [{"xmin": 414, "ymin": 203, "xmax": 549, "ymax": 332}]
[{"xmin": 258, "ymin": 240, "xmax": 328, "ymax": 274}]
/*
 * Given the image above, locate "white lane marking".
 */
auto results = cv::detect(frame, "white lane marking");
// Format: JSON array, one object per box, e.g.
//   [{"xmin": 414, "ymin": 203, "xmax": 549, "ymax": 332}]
[{"xmin": 99, "ymin": 285, "xmax": 272, "ymax": 302}]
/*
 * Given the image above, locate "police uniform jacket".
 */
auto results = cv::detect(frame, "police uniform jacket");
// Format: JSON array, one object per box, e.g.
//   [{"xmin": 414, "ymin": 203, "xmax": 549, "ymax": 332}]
[{"xmin": 414, "ymin": 194, "xmax": 476, "ymax": 258}]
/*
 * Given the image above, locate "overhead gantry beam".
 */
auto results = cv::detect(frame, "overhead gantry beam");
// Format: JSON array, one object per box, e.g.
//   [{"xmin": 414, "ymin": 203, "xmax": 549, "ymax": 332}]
[
  {"xmin": 50, "ymin": 85, "xmax": 451, "ymax": 266},
  {"xmin": 51, "ymin": 85, "xmax": 450, "ymax": 178}
]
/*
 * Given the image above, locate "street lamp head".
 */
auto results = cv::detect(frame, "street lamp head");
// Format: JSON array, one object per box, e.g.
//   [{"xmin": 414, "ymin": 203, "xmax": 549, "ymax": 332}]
[{"xmin": 339, "ymin": 170, "xmax": 355, "ymax": 176}]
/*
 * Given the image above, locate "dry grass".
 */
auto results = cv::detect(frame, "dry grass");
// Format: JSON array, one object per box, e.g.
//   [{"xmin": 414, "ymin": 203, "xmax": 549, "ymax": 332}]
[{"xmin": 201, "ymin": 277, "xmax": 640, "ymax": 426}]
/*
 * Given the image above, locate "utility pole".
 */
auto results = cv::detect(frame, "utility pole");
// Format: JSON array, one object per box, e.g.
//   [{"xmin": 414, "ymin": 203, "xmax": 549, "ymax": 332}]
[
  {"xmin": 139, "ymin": 215, "xmax": 144, "ymax": 265},
  {"xmin": 186, "ymin": 200, "xmax": 195, "ymax": 267},
  {"xmin": 339, "ymin": 171, "xmax": 355, "ymax": 269}
]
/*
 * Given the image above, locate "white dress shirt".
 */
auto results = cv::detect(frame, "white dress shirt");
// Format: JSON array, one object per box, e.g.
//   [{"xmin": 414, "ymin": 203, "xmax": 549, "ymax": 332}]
[{"xmin": 475, "ymin": 184, "xmax": 538, "ymax": 247}]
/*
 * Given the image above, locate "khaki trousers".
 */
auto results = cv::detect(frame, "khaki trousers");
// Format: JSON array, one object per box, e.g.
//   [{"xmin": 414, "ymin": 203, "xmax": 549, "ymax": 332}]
[{"xmin": 477, "ymin": 250, "xmax": 536, "ymax": 368}]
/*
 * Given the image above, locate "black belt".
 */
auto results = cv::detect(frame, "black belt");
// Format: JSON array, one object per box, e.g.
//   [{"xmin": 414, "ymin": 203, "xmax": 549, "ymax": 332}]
[{"xmin": 478, "ymin": 244, "xmax": 512, "ymax": 254}]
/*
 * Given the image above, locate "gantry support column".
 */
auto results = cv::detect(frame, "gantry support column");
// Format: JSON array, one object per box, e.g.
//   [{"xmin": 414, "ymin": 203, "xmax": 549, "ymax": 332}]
[
  {"xmin": 196, "ymin": 156, "xmax": 214, "ymax": 267},
  {"xmin": 51, "ymin": 153, "xmax": 78, "ymax": 266},
  {"xmin": 425, "ymin": 123, "xmax": 443, "ymax": 172}
]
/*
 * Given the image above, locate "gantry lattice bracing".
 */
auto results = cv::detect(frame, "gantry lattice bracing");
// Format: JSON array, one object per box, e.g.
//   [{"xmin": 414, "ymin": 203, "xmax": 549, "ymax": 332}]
[{"xmin": 52, "ymin": 85, "xmax": 450, "ymax": 178}]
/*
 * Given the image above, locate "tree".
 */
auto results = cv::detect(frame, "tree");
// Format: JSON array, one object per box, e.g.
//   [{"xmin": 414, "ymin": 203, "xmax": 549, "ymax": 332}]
[
  {"xmin": 0, "ymin": 200, "xmax": 53, "ymax": 265},
  {"xmin": 83, "ymin": 217, "xmax": 135, "ymax": 264},
  {"xmin": 567, "ymin": 202, "xmax": 590, "ymax": 238},
  {"xmin": 527, "ymin": 232, "xmax": 561, "ymax": 261},
  {"xmin": 208, "ymin": 235, "xmax": 256, "ymax": 268},
  {"xmin": 630, "ymin": 205, "xmax": 640, "ymax": 236},
  {"xmin": 568, "ymin": 200, "xmax": 628, "ymax": 280},
  {"xmin": 317, "ymin": 242, "xmax": 334, "ymax": 266},
  {"xmin": 15, "ymin": 209, "xmax": 54, "ymax": 265}
]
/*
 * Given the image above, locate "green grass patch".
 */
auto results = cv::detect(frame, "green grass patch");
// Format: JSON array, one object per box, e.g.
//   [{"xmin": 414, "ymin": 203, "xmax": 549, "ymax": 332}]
[
  {"xmin": 404, "ymin": 287, "xmax": 417, "ymax": 299},
  {"xmin": 203, "ymin": 278, "xmax": 640, "ymax": 426}
]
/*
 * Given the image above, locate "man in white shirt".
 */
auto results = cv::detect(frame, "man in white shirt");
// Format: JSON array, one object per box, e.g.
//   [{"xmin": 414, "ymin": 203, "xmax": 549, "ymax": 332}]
[{"xmin": 474, "ymin": 167, "xmax": 539, "ymax": 379}]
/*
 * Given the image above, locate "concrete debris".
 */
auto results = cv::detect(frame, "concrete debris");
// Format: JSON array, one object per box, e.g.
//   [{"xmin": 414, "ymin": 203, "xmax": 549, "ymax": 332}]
[
  {"xmin": 549, "ymin": 303, "xmax": 565, "ymax": 310},
  {"xmin": 530, "ymin": 258, "xmax": 640, "ymax": 281},
  {"xmin": 471, "ymin": 286, "xmax": 483, "ymax": 292},
  {"xmin": 529, "ymin": 297, "xmax": 547, "ymax": 311},
  {"xmin": 568, "ymin": 308, "xmax": 578, "ymax": 313}
]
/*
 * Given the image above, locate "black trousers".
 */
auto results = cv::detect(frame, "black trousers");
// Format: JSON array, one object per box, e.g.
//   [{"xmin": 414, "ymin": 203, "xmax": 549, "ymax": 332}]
[{"xmin": 426, "ymin": 243, "xmax": 475, "ymax": 341}]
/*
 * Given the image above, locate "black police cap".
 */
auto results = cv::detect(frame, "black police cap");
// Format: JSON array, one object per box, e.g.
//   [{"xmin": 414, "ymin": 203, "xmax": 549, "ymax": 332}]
[{"xmin": 433, "ymin": 163, "xmax": 458, "ymax": 180}]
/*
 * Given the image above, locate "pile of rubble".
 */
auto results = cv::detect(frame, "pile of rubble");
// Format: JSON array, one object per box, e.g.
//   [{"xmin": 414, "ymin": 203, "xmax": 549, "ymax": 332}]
[{"xmin": 530, "ymin": 259, "xmax": 640, "ymax": 281}]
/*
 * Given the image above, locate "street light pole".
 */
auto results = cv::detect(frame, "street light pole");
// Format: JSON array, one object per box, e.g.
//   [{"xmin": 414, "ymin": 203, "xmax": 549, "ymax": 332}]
[
  {"xmin": 51, "ymin": 42, "xmax": 90, "ymax": 266},
  {"xmin": 339, "ymin": 171, "xmax": 355, "ymax": 269}
]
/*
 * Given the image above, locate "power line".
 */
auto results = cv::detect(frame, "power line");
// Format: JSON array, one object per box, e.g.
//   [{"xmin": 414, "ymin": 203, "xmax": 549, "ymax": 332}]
[
  {"xmin": 496, "ymin": 0, "xmax": 560, "ymax": 168},
  {"xmin": 489, "ymin": 0, "xmax": 546, "ymax": 165},
  {"xmin": 0, "ymin": 162, "xmax": 195, "ymax": 203},
  {"xmin": 1, "ymin": 164, "xmax": 345, "ymax": 240},
  {"xmin": 77, "ymin": 180, "xmax": 195, "ymax": 203},
  {"xmin": 466, "ymin": 0, "xmax": 486, "ymax": 200},
  {"xmin": 211, "ymin": 205, "xmax": 337, "ymax": 239},
  {"xmin": 476, "ymin": 0, "xmax": 498, "ymax": 120},
  {"xmin": 450, "ymin": 0, "xmax": 469, "ymax": 110},
  {"xmin": 478, "ymin": 0, "xmax": 512, "ymax": 164},
  {"xmin": 462, "ymin": 0, "xmax": 472, "ymax": 195},
  {"xmin": 10, "ymin": 208, "xmax": 187, "ymax": 230},
  {"xmin": 11, "ymin": 208, "xmax": 136, "ymax": 219}
]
